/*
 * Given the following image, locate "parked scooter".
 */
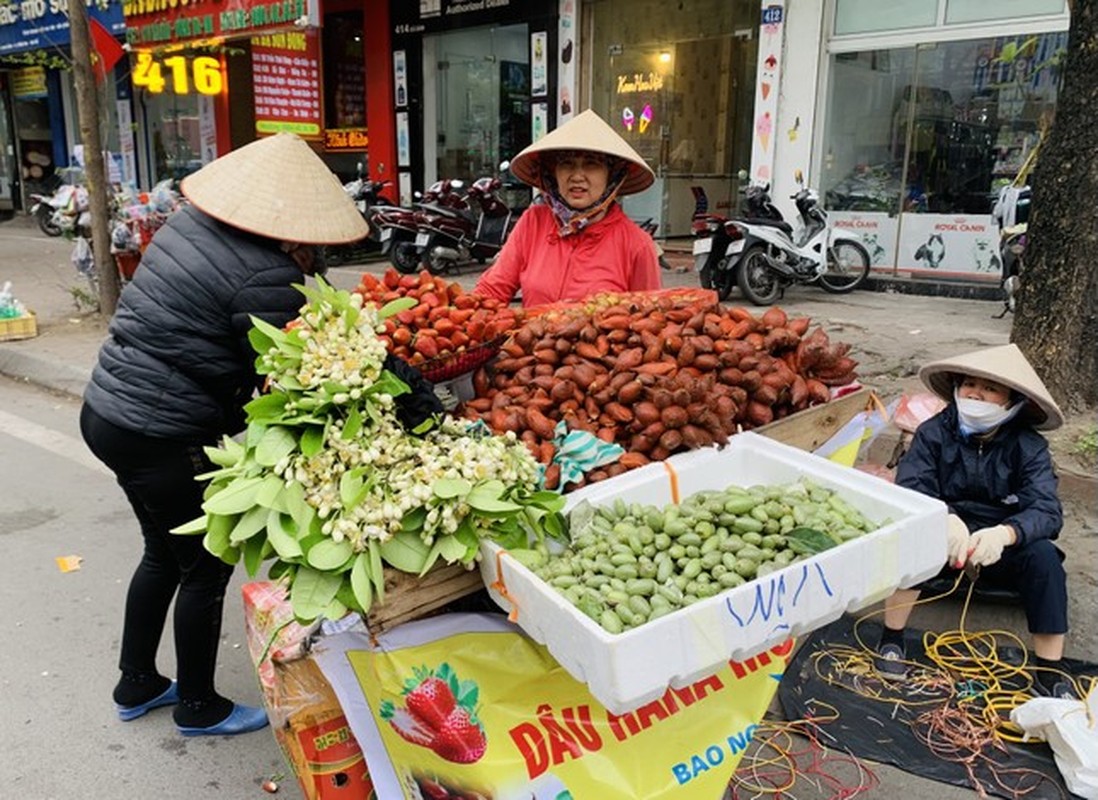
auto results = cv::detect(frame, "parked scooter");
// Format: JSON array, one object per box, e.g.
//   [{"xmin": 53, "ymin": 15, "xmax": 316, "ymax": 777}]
[
  {"xmin": 691, "ymin": 181, "xmax": 783, "ymax": 300},
  {"xmin": 416, "ymin": 163, "xmax": 520, "ymax": 275},
  {"xmin": 375, "ymin": 179, "xmax": 468, "ymax": 274},
  {"xmin": 31, "ymin": 182, "xmax": 90, "ymax": 239},
  {"xmin": 28, "ymin": 166, "xmax": 83, "ymax": 237},
  {"xmin": 324, "ymin": 167, "xmax": 397, "ymax": 267},
  {"xmin": 700, "ymin": 170, "xmax": 870, "ymax": 306},
  {"xmin": 991, "ymin": 183, "xmax": 1030, "ymax": 318}
]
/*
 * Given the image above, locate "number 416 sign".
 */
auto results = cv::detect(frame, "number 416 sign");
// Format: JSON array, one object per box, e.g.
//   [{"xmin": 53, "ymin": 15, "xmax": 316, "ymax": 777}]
[{"xmin": 133, "ymin": 52, "xmax": 224, "ymax": 96}]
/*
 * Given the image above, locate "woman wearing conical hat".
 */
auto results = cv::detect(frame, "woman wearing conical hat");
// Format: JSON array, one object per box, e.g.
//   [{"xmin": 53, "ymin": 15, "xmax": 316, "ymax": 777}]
[
  {"xmin": 475, "ymin": 109, "xmax": 661, "ymax": 307},
  {"xmin": 873, "ymin": 344, "xmax": 1077, "ymax": 698},
  {"xmin": 81, "ymin": 134, "xmax": 441, "ymax": 737}
]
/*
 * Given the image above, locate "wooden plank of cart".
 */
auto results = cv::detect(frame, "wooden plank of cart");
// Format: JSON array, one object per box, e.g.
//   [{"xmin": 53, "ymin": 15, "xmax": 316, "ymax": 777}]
[{"xmin": 363, "ymin": 386, "xmax": 876, "ymax": 636}]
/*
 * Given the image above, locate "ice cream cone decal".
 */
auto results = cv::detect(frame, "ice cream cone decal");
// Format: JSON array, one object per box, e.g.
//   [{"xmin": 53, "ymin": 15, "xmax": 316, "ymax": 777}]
[
  {"xmin": 639, "ymin": 104, "xmax": 653, "ymax": 134},
  {"xmin": 622, "ymin": 107, "xmax": 635, "ymax": 131},
  {"xmin": 756, "ymin": 112, "xmax": 773, "ymax": 152},
  {"xmin": 761, "ymin": 82, "xmax": 772, "ymax": 100}
]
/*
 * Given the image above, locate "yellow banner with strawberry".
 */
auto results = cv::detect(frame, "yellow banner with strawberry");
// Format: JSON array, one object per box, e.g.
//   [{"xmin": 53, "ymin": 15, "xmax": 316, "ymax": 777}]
[{"xmin": 314, "ymin": 614, "xmax": 790, "ymax": 800}]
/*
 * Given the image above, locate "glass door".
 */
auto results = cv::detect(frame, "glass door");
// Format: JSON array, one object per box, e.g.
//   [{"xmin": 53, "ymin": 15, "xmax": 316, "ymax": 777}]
[{"xmin": 428, "ymin": 23, "xmax": 530, "ymax": 187}]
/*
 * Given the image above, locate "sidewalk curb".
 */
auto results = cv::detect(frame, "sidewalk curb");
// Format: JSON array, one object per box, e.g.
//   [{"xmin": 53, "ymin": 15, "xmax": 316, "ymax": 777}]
[{"xmin": 0, "ymin": 345, "xmax": 89, "ymax": 399}]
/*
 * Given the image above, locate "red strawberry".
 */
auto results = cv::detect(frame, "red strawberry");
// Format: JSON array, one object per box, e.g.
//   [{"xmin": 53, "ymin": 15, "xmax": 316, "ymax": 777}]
[
  {"xmin": 405, "ymin": 676, "xmax": 456, "ymax": 731},
  {"xmin": 385, "ymin": 707, "xmax": 436, "ymax": 748},
  {"xmin": 431, "ymin": 707, "xmax": 487, "ymax": 764}
]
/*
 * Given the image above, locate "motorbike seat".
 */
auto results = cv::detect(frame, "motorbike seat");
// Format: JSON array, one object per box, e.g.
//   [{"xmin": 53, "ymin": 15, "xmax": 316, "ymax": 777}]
[{"xmin": 741, "ymin": 217, "xmax": 793, "ymax": 235}]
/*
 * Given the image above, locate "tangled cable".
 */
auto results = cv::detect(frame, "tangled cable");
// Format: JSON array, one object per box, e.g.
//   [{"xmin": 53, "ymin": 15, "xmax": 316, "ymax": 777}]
[{"xmin": 727, "ymin": 710, "xmax": 880, "ymax": 800}]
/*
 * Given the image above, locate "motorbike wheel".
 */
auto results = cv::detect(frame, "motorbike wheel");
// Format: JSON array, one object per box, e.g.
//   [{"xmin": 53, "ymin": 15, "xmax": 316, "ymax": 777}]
[
  {"xmin": 818, "ymin": 241, "xmax": 870, "ymax": 293},
  {"xmin": 390, "ymin": 241, "xmax": 422, "ymax": 274},
  {"xmin": 37, "ymin": 207, "xmax": 62, "ymax": 237},
  {"xmin": 736, "ymin": 246, "xmax": 781, "ymax": 306}
]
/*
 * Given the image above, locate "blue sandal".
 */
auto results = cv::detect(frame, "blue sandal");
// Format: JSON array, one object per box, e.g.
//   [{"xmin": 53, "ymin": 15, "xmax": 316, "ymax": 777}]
[
  {"xmin": 176, "ymin": 703, "xmax": 269, "ymax": 737},
  {"xmin": 116, "ymin": 680, "xmax": 179, "ymax": 721}
]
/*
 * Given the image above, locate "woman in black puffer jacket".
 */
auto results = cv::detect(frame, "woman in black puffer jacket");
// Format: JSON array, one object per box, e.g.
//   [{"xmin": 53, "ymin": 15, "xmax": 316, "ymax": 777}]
[{"xmin": 81, "ymin": 134, "xmax": 440, "ymax": 737}]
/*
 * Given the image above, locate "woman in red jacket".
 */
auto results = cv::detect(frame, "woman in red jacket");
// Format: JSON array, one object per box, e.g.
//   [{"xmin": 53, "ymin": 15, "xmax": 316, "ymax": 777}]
[{"xmin": 475, "ymin": 109, "xmax": 661, "ymax": 307}]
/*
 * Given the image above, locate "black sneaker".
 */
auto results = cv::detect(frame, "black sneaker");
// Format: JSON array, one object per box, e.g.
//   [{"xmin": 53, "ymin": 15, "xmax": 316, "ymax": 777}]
[{"xmin": 876, "ymin": 643, "xmax": 908, "ymax": 680}]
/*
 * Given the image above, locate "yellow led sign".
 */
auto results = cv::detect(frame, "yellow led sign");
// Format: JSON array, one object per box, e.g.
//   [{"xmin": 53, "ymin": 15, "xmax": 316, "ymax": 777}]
[{"xmin": 133, "ymin": 52, "xmax": 224, "ymax": 96}]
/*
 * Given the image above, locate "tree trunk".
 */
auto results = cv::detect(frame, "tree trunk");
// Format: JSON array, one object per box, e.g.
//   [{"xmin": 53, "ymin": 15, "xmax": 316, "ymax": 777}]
[
  {"xmin": 67, "ymin": 0, "xmax": 121, "ymax": 315},
  {"xmin": 1013, "ymin": 0, "xmax": 1098, "ymax": 412}
]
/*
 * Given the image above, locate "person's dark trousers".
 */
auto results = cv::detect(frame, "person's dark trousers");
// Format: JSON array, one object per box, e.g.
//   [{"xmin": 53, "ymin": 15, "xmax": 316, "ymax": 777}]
[
  {"xmin": 979, "ymin": 539, "xmax": 1069, "ymax": 634},
  {"xmin": 80, "ymin": 403, "xmax": 234, "ymax": 703}
]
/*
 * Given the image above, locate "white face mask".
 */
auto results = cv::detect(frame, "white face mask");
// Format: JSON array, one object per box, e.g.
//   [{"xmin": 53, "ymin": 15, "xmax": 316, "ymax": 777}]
[{"xmin": 954, "ymin": 387, "xmax": 1024, "ymax": 435}]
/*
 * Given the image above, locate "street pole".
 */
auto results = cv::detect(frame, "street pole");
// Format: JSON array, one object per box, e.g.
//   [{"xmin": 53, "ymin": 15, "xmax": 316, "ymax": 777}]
[{"xmin": 67, "ymin": 0, "xmax": 120, "ymax": 315}]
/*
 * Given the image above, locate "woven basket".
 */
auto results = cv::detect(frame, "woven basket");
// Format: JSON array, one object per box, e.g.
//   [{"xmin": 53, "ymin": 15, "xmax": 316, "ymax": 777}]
[{"xmin": 417, "ymin": 338, "xmax": 503, "ymax": 383}]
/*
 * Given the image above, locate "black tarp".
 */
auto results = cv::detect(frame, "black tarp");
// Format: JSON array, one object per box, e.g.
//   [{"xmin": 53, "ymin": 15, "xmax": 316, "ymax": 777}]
[{"xmin": 778, "ymin": 615, "xmax": 1096, "ymax": 800}]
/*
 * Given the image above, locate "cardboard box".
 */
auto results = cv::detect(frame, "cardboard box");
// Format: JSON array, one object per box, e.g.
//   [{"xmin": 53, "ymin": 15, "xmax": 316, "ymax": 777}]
[
  {"xmin": 480, "ymin": 432, "xmax": 947, "ymax": 714},
  {"xmin": 0, "ymin": 312, "xmax": 37, "ymax": 341}
]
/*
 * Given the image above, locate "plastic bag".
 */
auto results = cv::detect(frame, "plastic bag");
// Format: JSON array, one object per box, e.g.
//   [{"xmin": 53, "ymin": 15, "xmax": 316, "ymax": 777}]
[
  {"xmin": 893, "ymin": 392, "xmax": 946, "ymax": 433},
  {"xmin": 1011, "ymin": 690, "xmax": 1098, "ymax": 798},
  {"xmin": 70, "ymin": 236, "xmax": 94, "ymax": 278}
]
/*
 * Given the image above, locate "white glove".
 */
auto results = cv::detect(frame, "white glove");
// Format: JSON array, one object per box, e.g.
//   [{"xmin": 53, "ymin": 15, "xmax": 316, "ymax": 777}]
[
  {"xmin": 967, "ymin": 525, "xmax": 1015, "ymax": 567},
  {"xmin": 946, "ymin": 514, "xmax": 970, "ymax": 568}
]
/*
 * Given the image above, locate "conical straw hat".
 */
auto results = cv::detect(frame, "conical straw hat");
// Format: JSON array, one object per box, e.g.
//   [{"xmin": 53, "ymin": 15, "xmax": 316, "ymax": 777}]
[
  {"xmin": 919, "ymin": 343, "xmax": 1063, "ymax": 430},
  {"xmin": 509, "ymin": 109, "xmax": 655, "ymax": 195},
  {"xmin": 181, "ymin": 133, "xmax": 368, "ymax": 245}
]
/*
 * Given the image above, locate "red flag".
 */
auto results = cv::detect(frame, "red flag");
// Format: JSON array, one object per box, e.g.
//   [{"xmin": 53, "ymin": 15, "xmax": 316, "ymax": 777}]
[{"xmin": 88, "ymin": 18, "xmax": 126, "ymax": 85}]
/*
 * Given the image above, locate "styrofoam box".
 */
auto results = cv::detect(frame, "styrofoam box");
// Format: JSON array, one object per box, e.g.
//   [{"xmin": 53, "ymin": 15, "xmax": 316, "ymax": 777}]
[{"xmin": 480, "ymin": 432, "xmax": 947, "ymax": 714}]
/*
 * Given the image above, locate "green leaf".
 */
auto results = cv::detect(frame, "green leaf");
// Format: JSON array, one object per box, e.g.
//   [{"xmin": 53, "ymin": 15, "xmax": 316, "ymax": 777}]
[
  {"xmin": 249, "ymin": 315, "xmax": 290, "ymax": 348},
  {"xmin": 243, "ymin": 534, "xmax": 266, "ymax": 577},
  {"xmin": 171, "ymin": 515, "xmax": 208, "ymax": 535},
  {"xmin": 245, "ymin": 392, "xmax": 291, "ymax": 424},
  {"xmin": 255, "ymin": 474, "xmax": 287, "ymax": 509},
  {"xmin": 340, "ymin": 469, "xmax": 370, "ymax": 509},
  {"xmin": 205, "ymin": 437, "xmax": 245, "ymax": 467},
  {"xmin": 456, "ymin": 680, "xmax": 479, "ymax": 710},
  {"xmin": 202, "ymin": 476, "xmax": 265, "ymax": 515},
  {"xmin": 400, "ymin": 506, "xmax": 428, "ymax": 533},
  {"xmin": 378, "ymin": 296, "xmax": 416, "ymax": 319},
  {"xmin": 453, "ymin": 517, "xmax": 479, "ymax": 549},
  {"xmin": 379, "ymin": 531, "xmax": 431, "ymax": 573},
  {"xmin": 433, "ymin": 478, "xmax": 472, "ymax": 500},
  {"xmin": 467, "ymin": 495, "xmax": 523, "ymax": 515},
  {"xmin": 436, "ymin": 535, "xmax": 468, "ymax": 563},
  {"xmin": 369, "ymin": 539, "xmax": 385, "ymax": 603},
  {"xmin": 255, "ymin": 426, "xmax": 297, "ymax": 467},
  {"xmin": 785, "ymin": 527, "xmax": 838, "ymax": 556},
  {"xmin": 290, "ymin": 567, "xmax": 343, "ymax": 622},
  {"xmin": 342, "ymin": 407, "xmax": 363, "ymax": 441},
  {"xmin": 245, "ymin": 421, "xmax": 268, "ymax": 450},
  {"xmin": 203, "ymin": 513, "xmax": 236, "ymax": 557},
  {"xmin": 230, "ymin": 505, "xmax": 269, "ymax": 543},
  {"xmin": 323, "ymin": 596, "xmax": 349, "ymax": 621},
  {"xmin": 307, "ymin": 538, "xmax": 355, "ymax": 571},
  {"xmin": 350, "ymin": 553, "xmax": 374, "ymax": 613},
  {"xmin": 285, "ymin": 481, "xmax": 313, "ymax": 530},
  {"xmin": 266, "ymin": 510, "xmax": 304, "ymax": 559},
  {"xmin": 300, "ymin": 424, "xmax": 326, "ymax": 457}
]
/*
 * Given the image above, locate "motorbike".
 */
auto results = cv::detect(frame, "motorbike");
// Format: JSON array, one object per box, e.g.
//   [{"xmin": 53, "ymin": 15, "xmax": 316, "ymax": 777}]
[
  {"xmin": 376, "ymin": 179, "xmax": 468, "ymax": 274},
  {"xmin": 30, "ymin": 183, "xmax": 90, "ymax": 239},
  {"xmin": 415, "ymin": 164, "xmax": 520, "ymax": 275},
  {"xmin": 691, "ymin": 181, "xmax": 782, "ymax": 300},
  {"xmin": 696, "ymin": 171, "xmax": 870, "ymax": 305},
  {"xmin": 991, "ymin": 184, "xmax": 1030, "ymax": 318},
  {"xmin": 323, "ymin": 170, "xmax": 397, "ymax": 267}
]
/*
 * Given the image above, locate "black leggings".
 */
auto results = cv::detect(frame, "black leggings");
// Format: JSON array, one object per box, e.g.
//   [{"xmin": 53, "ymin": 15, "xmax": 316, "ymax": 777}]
[{"xmin": 80, "ymin": 404, "xmax": 234, "ymax": 703}]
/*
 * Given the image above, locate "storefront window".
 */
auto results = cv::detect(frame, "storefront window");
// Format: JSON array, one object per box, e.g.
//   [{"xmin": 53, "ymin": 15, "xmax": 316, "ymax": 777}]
[
  {"xmin": 822, "ymin": 32, "xmax": 1066, "ymax": 275},
  {"xmin": 137, "ymin": 90, "xmax": 203, "ymax": 183},
  {"xmin": 945, "ymin": 0, "xmax": 1066, "ymax": 25},
  {"xmin": 834, "ymin": 0, "xmax": 937, "ymax": 36},
  {"xmin": 588, "ymin": 0, "xmax": 759, "ymax": 237}
]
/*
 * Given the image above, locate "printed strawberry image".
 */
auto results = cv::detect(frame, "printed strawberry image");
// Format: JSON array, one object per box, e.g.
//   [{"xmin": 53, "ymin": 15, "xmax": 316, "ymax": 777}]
[{"xmin": 379, "ymin": 663, "xmax": 487, "ymax": 765}]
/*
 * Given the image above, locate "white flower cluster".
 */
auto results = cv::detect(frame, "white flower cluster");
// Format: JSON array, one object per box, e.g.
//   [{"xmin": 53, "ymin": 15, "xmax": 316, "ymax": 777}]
[
  {"xmin": 277, "ymin": 416, "xmax": 540, "ymax": 551},
  {"xmin": 262, "ymin": 294, "xmax": 390, "ymax": 391}
]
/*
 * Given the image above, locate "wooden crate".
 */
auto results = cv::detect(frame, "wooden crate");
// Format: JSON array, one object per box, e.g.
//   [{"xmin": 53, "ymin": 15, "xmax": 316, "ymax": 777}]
[
  {"xmin": 365, "ymin": 562, "xmax": 484, "ymax": 635},
  {"xmin": 0, "ymin": 312, "xmax": 37, "ymax": 342},
  {"xmin": 753, "ymin": 387, "xmax": 874, "ymax": 453}
]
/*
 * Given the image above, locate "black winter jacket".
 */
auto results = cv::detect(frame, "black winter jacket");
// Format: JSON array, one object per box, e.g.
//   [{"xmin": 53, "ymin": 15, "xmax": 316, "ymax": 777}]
[
  {"xmin": 895, "ymin": 404, "xmax": 1062, "ymax": 547},
  {"xmin": 83, "ymin": 205, "xmax": 304, "ymax": 440}
]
